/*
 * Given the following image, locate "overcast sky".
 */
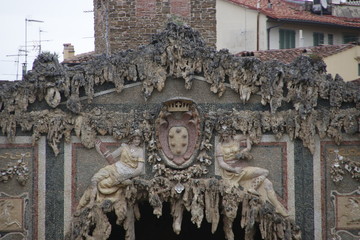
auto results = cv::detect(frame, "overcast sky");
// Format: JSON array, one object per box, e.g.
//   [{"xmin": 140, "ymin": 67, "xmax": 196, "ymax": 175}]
[{"xmin": 0, "ymin": 0, "xmax": 94, "ymax": 81}]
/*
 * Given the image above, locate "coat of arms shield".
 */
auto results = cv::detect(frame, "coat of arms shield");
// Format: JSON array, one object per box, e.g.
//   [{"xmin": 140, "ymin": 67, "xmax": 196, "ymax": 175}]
[{"xmin": 155, "ymin": 98, "xmax": 201, "ymax": 169}]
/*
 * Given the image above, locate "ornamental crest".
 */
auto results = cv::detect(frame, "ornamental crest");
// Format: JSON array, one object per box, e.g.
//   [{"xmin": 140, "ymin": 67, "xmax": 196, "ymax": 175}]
[{"xmin": 155, "ymin": 98, "xmax": 201, "ymax": 169}]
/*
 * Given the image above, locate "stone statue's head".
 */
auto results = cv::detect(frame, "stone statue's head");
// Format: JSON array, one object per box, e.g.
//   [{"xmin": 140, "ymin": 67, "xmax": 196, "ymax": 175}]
[
  {"xmin": 218, "ymin": 125, "xmax": 235, "ymax": 143},
  {"xmin": 129, "ymin": 129, "xmax": 143, "ymax": 146}
]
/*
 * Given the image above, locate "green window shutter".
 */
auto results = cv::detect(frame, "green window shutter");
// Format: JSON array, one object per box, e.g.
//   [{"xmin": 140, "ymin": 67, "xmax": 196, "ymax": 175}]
[
  {"xmin": 280, "ymin": 29, "xmax": 285, "ymax": 49},
  {"xmin": 320, "ymin": 33, "xmax": 324, "ymax": 45},
  {"xmin": 279, "ymin": 29, "xmax": 295, "ymax": 49},
  {"xmin": 290, "ymin": 31, "xmax": 295, "ymax": 48},
  {"xmin": 343, "ymin": 34, "xmax": 358, "ymax": 44},
  {"xmin": 314, "ymin": 32, "xmax": 324, "ymax": 46},
  {"xmin": 328, "ymin": 34, "xmax": 333, "ymax": 45}
]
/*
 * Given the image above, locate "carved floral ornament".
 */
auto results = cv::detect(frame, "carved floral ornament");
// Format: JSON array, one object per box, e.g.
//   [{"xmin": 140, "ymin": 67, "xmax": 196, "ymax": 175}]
[
  {"xmin": 0, "ymin": 153, "xmax": 30, "ymax": 186},
  {"xmin": 330, "ymin": 149, "xmax": 360, "ymax": 183}
]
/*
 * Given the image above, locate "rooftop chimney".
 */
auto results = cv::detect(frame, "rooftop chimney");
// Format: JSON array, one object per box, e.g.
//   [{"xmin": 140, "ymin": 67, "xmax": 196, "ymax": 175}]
[{"xmin": 63, "ymin": 43, "xmax": 75, "ymax": 60}]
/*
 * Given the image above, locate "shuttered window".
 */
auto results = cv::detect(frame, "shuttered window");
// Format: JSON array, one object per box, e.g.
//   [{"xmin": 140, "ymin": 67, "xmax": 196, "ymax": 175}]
[
  {"xmin": 279, "ymin": 29, "xmax": 295, "ymax": 49},
  {"xmin": 313, "ymin": 32, "xmax": 324, "ymax": 46},
  {"xmin": 343, "ymin": 34, "xmax": 358, "ymax": 43},
  {"xmin": 328, "ymin": 34, "xmax": 333, "ymax": 45}
]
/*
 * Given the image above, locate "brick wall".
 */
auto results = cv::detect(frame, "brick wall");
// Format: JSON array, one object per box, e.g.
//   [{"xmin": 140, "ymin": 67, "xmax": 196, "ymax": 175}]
[{"xmin": 94, "ymin": 0, "xmax": 216, "ymax": 54}]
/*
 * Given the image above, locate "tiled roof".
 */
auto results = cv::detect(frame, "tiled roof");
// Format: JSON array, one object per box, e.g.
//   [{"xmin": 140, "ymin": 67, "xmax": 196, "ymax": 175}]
[
  {"xmin": 237, "ymin": 43, "xmax": 358, "ymax": 64},
  {"xmin": 62, "ymin": 51, "xmax": 96, "ymax": 65},
  {"xmin": 351, "ymin": 78, "xmax": 360, "ymax": 84},
  {"xmin": 226, "ymin": 0, "xmax": 360, "ymax": 28}
]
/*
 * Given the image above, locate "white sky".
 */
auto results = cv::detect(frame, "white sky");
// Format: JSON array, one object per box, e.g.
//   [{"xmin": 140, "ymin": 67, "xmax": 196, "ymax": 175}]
[{"xmin": 0, "ymin": 0, "xmax": 94, "ymax": 81}]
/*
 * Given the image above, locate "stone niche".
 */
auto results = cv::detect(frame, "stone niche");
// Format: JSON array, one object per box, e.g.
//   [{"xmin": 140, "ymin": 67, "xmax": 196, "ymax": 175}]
[{"xmin": 0, "ymin": 23, "xmax": 359, "ymax": 240}]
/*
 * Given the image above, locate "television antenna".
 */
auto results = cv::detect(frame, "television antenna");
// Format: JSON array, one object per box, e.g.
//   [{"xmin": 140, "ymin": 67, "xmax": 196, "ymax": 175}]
[
  {"xmin": 24, "ymin": 18, "xmax": 44, "ymax": 77},
  {"xmin": 6, "ymin": 49, "xmax": 26, "ymax": 80}
]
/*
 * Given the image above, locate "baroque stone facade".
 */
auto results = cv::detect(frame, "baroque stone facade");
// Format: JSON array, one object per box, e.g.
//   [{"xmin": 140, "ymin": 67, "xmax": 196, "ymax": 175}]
[
  {"xmin": 0, "ymin": 24, "xmax": 359, "ymax": 240},
  {"xmin": 94, "ymin": 0, "xmax": 216, "ymax": 54}
]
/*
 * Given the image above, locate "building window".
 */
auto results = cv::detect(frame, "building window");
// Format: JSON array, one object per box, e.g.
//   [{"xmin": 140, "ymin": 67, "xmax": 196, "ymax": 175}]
[
  {"xmin": 328, "ymin": 34, "xmax": 334, "ymax": 45},
  {"xmin": 313, "ymin": 32, "xmax": 324, "ymax": 46},
  {"xmin": 343, "ymin": 34, "xmax": 358, "ymax": 43},
  {"xmin": 279, "ymin": 29, "xmax": 295, "ymax": 49}
]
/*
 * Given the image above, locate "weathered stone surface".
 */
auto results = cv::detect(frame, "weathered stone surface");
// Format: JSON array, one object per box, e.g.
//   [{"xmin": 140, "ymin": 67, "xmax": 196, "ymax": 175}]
[
  {"xmin": 66, "ymin": 177, "xmax": 300, "ymax": 240},
  {"xmin": 0, "ymin": 23, "xmax": 358, "ymax": 155},
  {"xmin": 0, "ymin": 23, "xmax": 359, "ymax": 240}
]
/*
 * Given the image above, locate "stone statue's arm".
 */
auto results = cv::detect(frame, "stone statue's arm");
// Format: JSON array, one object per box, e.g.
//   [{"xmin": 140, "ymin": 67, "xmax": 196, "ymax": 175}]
[
  {"xmin": 240, "ymin": 137, "xmax": 252, "ymax": 154},
  {"xmin": 110, "ymin": 144, "xmax": 125, "ymax": 159},
  {"xmin": 236, "ymin": 136, "xmax": 252, "ymax": 160},
  {"xmin": 95, "ymin": 139, "xmax": 122, "ymax": 163}
]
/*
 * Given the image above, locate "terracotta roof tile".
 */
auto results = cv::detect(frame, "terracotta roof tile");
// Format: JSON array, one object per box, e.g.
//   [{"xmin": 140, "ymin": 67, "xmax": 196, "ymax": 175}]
[
  {"xmin": 237, "ymin": 43, "xmax": 358, "ymax": 64},
  {"xmin": 226, "ymin": 0, "xmax": 360, "ymax": 28},
  {"xmin": 62, "ymin": 51, "xmax": 96, "ymax": 65},
  {"xmin": 351, "ymin": 78, "xmax": 360, "ymax": 84}
]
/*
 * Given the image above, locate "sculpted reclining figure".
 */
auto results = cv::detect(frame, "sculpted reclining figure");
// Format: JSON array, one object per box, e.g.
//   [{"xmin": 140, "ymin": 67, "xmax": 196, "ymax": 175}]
[
  {"xmin": 216, "ymin": 128, "xmax": 288, "ymax": 217},
  {"xmin": 78, "ymin": 131, "xmax": 145, "ymax": 209}
]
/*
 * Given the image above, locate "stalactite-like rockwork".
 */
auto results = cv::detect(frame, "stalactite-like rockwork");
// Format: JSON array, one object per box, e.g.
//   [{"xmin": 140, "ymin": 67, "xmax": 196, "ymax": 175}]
[
  {"xmin": 1, "ymin": 23, "xmax": 359, "ymax": 116},
  {"xmin": 0, "ymin": 107, "xmax": 358, "ymax": 156},
  {"xmin": 0, "ymin": 23, "xmax": 358, "ymax": 154},
  {"xmin": 66, "ymin": 177, "xmax": 301, "ymax": 240}
]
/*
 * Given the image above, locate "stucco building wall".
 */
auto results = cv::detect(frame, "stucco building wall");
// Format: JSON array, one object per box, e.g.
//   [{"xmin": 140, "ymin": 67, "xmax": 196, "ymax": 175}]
[
  {"xmin": 324, "ymin": 45, "xmax": 360, "ymax": 81},
  {"xmin": 216, "ymin": 0, "xmax": 268, "ymax": 53},
  {"xmin": 268, "ymin": 22, "xmax": 360, "ymax": 50}
]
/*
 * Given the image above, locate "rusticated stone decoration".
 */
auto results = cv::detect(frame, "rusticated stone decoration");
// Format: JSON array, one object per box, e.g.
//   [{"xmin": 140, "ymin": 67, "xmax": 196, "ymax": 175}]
[{"xmin": 155, "ymin": 98, "xmax": 201, "ymax": 169}]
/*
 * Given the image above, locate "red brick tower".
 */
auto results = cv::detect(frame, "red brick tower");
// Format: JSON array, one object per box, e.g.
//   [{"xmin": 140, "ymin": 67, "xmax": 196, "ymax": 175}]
[{"xmin": 94, "ymin": 0, "xmax": 216, "ymax": 54}]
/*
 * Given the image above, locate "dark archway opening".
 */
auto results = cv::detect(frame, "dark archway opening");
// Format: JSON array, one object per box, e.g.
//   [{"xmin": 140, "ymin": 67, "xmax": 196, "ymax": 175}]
[{"xmin": 107, "ymin": 202, "xmax": 263, "ymax": 240}]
